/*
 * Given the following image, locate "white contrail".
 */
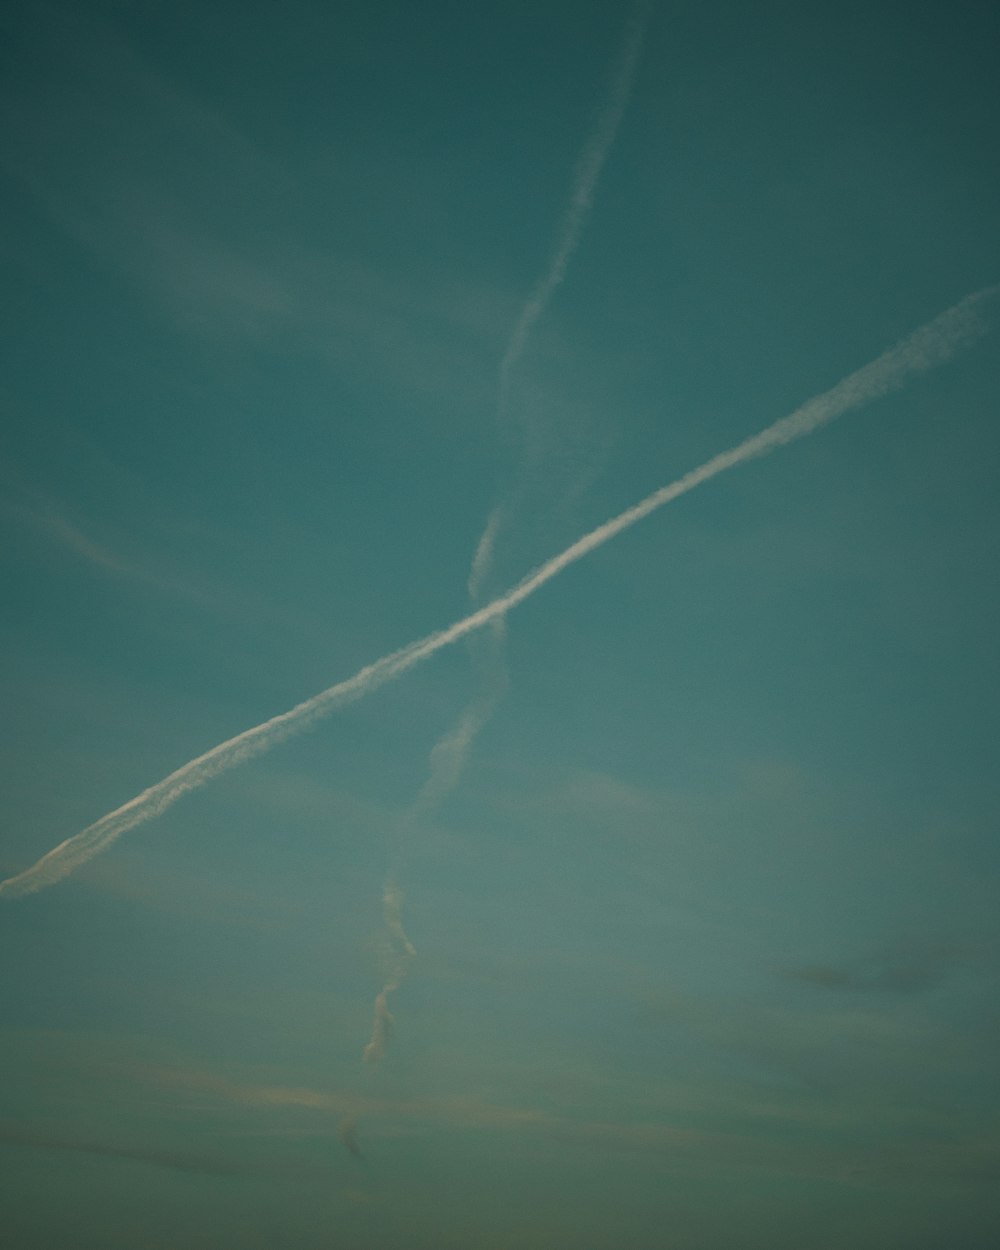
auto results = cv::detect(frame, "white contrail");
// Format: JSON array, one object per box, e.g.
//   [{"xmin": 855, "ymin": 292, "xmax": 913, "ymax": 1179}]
[
  {"xmin": 362, "ymin": 882, "xmax": 416, "ymax": 1064},
  {"xmin": 436, "ymin": 0, "xmax": 651, "ymax": 788},
  {"xmin": 498, "ymin": 1, "xmax": 651, "ymax": 413},
  {"xmin": 467, "ymin": 505, "xmax": 505, "ymax": 602},
  {"xmin": 361, "ymin": 617, "xmax": 508, "ymax": 1063},
  {"xmin": 1, "ymin": 286, "xmax": 993, "ymax": 900},
  {"xmin": 361, "ymin": 5, "xmax": 653, "ymax": 1064}
]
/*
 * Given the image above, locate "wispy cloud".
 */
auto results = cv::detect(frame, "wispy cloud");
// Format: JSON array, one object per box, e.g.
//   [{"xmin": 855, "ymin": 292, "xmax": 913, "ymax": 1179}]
[
  {"xmin": 0, "ymin": 1121, "xmax": 242, "ymax": 1176},
  {"xmin": 138, "ymin": 1059, "xmax": 1000, "ymax": 1189},
  {"xmin": 783, "ymin": 940, "xmax": 964, "ymax": 994},
  {"xmin": 0, "ymin": 5, "xmax": 509, "ymax": 419},
  {"xmin": 0, "ymin": 468, "xmax": 144, "ymax": 580},
  {"xmin": 0, "ymin": 478, "xmax": 320, "ymax": 640},
  {"xmin": 1, "ymin": 286, "xmax": 994, "ymax": 899}
]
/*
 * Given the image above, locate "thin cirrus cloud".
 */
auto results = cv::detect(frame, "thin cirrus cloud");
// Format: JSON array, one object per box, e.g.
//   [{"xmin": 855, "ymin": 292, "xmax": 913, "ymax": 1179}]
[
  {"xmin": 5, "ymin": 497, "xmax": 133, "ymax": 577},
  {"xmin": 0, "ymin": 1122, "xmax": 243, "ymax": 1177},
  {"xmin": 134, "ymin": 1060, "xmax": 1000, "ymax": 1187},
  {"xmin": 361, "ymin": 1, "xmax": 652, "ymax": 1066},
  {"xmin": 0, "ymin": 480, "xmax": 319, "ymax": 638},
  {"xmin": 0, "ymin": 5, "xmax": 509, "ymax": 421},
  {"xmin": 1, "ymin": 284, "xmax": 993, "ymax": 902}
]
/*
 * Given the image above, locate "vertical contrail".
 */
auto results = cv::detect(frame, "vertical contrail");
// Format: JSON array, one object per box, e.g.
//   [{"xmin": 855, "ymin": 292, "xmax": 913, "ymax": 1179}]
[
  {"xmin": 361, "ymin": 617, "xmax": 509, "ymax": 1063},
  {"xmin": 467, "ymin": 505, "xmax": 505, "ymax": 602},
  {"xmin": 432, "ymin": 0, "xmax": 651, "ymax": 825},
  {"xmin": 0, "ymin": 285, "xmax": 993, "ymax": 902},
  {"xmin": 362, "ymin": 882, "xmax": 416, "ymax": 1064},
  {"xmin": 498, "ymin": 1, "xmax": 652, "ymax": 412},
  {"xmin": 361, "ymin": 3, "xmax": 652, "ymax": 1064}
]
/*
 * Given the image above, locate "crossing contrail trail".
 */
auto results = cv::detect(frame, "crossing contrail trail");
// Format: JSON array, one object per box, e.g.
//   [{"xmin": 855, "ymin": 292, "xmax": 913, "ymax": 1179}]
[
  {"xmin": 362, "ymin": 3, "xmax": 652, "ymax": 1064},
  {"xmin": 417, "ymin": 0, "xmax": 652, "ymax": 812},
  {"xmin": 0, "ymin": 285, "xmax": 993, "ymax": 900}
]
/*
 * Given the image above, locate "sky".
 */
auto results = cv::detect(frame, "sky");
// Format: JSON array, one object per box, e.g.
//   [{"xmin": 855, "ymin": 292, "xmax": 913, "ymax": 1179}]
[{"xmin": 1, "ymin": 1, "xmax": 999, "ymax": 1246}]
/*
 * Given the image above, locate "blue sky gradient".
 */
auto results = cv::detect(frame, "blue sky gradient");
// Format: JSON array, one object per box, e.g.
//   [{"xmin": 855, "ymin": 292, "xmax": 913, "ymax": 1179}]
[{"xmin": 2, "ymin": 2, "xmax": 999, "ymax": 1246}]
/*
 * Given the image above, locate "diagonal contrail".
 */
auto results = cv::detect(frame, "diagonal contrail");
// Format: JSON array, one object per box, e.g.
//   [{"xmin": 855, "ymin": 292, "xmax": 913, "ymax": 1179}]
[{"xmin": 1, "ymin": 285, "xmax": 994, "ymax": 900}]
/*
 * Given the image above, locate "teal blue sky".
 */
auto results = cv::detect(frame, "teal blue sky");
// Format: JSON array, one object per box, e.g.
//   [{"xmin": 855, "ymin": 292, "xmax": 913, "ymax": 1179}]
[{"xmin": 2, "ymin": 2, "xmax": 999, "ymax": 1246}]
